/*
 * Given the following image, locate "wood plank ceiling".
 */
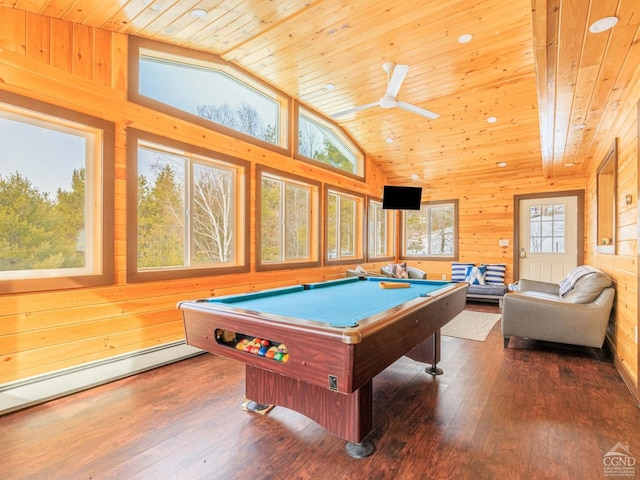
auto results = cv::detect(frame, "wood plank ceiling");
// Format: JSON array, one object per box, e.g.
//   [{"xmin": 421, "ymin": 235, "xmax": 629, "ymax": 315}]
[{"xmin": 3, "ymin": 0, "xmax": 639, "ymax": 185}]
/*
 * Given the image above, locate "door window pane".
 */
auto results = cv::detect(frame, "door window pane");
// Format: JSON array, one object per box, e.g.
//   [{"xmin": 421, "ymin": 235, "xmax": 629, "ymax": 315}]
[{"xmin": 529, "ymin": 203, "xmax": 566, "ymax": 253}]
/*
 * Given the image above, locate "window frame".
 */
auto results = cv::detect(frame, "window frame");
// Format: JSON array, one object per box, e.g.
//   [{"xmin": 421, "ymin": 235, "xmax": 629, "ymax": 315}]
[
  {"xmin": 400, "ymin": 199, "xmax": 459, "ymax": 261},
  {"xmin": 128, "ymin": 36, "xmax": 291, "ymax": 156},
  {"xmin": 324, "ymin": 185, "xmax": 365, "ymax": 266},
  {"xmin": 295, "ymin": 103, "xmax": 365, "ymax": 180},
  {"xmin": 366, "ymin": 196, "xmax": 396, "ymax": 262},
  {"xmin": 126, "ymin": 128, "xmax": 250, "ymax": 283},
  {"xmin": 0, "ymin": 91, "xmax": 114, "ymax": 295},
  {"xmin": 255, "ymin": 165, "xmax": 321, "ymax": 271}
]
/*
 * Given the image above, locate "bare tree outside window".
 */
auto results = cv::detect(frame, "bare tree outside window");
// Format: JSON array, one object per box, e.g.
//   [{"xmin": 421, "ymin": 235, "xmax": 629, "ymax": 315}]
[
  {"xmin": 193, "ymin": 164, "xmax": 234, "ymax": 263},
  {"xmin": 137, "ymin": 146, "xmax": 238, "ymax": 269},
  {"xmin": 404, "ymin": 203, "xmax": 455, "ymax": 257},
  {"xmin": 298, "ymin": 114, "xmax": 357, "ymax": 174},
  {"xmin": 260, "ymin": 175, "xmax": 310, "ymax": 263}
]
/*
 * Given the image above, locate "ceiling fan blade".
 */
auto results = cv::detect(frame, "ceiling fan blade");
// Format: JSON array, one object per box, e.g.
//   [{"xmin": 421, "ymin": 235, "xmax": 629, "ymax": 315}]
[
  {"xmin": 397, "ymin": 101, "xmax": 440, "ymax": 119},
  {"xmin": 331, "ymin": 101, "xmax": 379, "ymax": 118},
  {"xmin": 385, "ymin": 64, "xmax": 409, "ymax": 97}
]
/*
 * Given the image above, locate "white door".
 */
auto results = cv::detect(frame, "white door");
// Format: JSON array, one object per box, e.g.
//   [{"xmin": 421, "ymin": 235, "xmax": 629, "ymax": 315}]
[{"xmin": 518, "ymin": 195, "xmax": 578, "ymax": 283}]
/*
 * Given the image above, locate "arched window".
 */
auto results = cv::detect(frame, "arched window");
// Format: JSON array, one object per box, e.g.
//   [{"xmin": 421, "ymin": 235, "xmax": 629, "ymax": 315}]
[
  {"xmin": 130, "ymin": 38, "xmax": 289, "ymax": 151},
  {"xmin": 298, "ymin": 107, "xmax": 364, "ymax": 178}
]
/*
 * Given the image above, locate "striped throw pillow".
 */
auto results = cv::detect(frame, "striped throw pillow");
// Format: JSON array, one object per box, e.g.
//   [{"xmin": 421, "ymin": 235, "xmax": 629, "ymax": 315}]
[
  {"xmin": 451, "ymin": 262, "xmax": 475, "ymax": 282},
  {"xmin": 483, "ymin": 263, "xmax": 506, "ymax": 285}
]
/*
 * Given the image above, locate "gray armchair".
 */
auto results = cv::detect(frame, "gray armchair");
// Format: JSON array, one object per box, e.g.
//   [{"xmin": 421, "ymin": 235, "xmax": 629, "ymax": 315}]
[
  {"xmin": 346, "ymin": 264, "xmax": 427, "ymax": 279},
  {"xmin": 381, "ymin": 265, "xmax": 427, "ymax": 279},
  {"xmin": 502, "ymin": 266, "xmax": 614, "ymax": 352}
]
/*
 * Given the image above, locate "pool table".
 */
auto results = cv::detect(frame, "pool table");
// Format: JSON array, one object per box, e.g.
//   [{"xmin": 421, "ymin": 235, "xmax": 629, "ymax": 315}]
[{"xmin": 178, "ymin": 276, "xmax": 467, "ymax": 457}]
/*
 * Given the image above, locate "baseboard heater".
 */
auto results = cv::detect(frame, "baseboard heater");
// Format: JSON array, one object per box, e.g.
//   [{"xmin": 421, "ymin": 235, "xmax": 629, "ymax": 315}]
[{"xmin": 0, "ymin": 341, "xmax": 204, "ymax": 415}]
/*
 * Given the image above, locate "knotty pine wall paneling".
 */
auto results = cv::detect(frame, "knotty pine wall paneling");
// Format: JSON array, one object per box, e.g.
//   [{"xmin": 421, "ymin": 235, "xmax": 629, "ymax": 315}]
[{"xmin": 584, "ymin": 68, "xmax": 640, "ymax": 394}]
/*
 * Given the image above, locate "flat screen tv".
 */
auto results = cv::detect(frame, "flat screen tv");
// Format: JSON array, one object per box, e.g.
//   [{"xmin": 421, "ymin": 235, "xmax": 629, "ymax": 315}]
[{"xmin": 382, "ymin": 185, "xmax": 422, "ymax": 210}]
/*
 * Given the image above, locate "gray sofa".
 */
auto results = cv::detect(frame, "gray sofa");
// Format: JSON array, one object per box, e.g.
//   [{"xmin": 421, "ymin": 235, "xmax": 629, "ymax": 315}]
[
  {"xmin": 502, "ymin": 266, "xmax": 614, "ymax": 352},
  {"xmin": 466, "ymin": 284, "xmax": 508, "ymax": 307}
]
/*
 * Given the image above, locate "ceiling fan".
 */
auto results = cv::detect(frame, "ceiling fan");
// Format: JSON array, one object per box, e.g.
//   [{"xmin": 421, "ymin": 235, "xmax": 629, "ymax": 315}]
[{"xmin": 331, "ymin": 62, "xmax": 440, "ymax": 120}]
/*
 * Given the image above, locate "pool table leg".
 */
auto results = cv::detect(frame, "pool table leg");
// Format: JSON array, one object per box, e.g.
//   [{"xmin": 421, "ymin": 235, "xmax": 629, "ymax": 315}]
[
  {"xmin": 245, "ymin": 365, "xmax": 374, "ymax": 455},
  {"xmin": 405, "ymin": 331, "xmax": 443, "ymax": 375},
  {"xmin": 425, "ymin": 331, "xmax": 443, "ymax": 376}
]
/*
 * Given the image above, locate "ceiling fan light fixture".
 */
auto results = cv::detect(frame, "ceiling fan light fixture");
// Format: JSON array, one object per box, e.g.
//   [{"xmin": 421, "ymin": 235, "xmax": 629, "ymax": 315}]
[
  {"xmin": 380, "ymin": 95, "xmax": 398, "ymax": 108},
  {"xmin": 589, "ymin": 16, "xmax": 618, "ymax": 33}
]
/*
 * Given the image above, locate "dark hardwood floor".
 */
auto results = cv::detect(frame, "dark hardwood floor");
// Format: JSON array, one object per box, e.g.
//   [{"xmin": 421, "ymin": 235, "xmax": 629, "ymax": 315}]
[{"xmin": 1, "ymin": 302, "xmax": 639, "ymax": 480}]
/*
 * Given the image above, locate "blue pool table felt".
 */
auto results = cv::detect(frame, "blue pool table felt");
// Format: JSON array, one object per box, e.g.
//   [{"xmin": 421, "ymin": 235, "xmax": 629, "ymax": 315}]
[{"xmin": 207, "ymin": 277, "xmax": 451, "ymax": 327}]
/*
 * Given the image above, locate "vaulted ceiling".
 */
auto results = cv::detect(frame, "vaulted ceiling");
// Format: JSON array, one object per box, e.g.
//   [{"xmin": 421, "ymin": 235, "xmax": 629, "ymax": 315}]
[{"xmin": 4, "ymin": 0, "xmax": 639, "ymax": 185}]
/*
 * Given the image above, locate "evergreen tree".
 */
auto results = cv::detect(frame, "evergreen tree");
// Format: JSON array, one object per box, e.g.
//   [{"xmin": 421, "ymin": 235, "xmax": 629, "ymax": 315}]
[
  {"xmin": 137, "ymin": 162, "xmax": 184, "ymax": 268},
  {"xmin": 314, "ymin": 138, "xmax": 354, "ymax": 173},
  {"xmin": 54, "ymin": 168, "xmax": 86, "ymax": 267},
  {"xmin": 0, "ymin": 173, "xmax": 60, "ymax": 270}
]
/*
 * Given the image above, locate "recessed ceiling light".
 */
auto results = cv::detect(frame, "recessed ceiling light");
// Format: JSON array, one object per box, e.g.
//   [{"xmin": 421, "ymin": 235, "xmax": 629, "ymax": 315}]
[
  {"xmin": 324, "ymin": 83, "xmax": 335, "ymax": 91},
  {"xmin": 487, "ymin": 116, "xmax": 498, "ymax": 124},
  {"xmin": 458, "ymin": 33, "xmax": 473, "ymax": 44},
  {"xmin": 411, "ymin": 174, "xmax": 420, "ymax": 181},
  {"xmin": 386, "ymin": 137, "xmax": 394, "ymax": 144},
  {"xmin": 497, "ymin": 162, "xmax": 507, "ymax": 168},
  {"xmin": 191, "ymin": 8, "xmax": 208, "ymax": 18},
  {"xmin": 150, "ymin": 3, "xmax": 164, "ymax": 11},
  {"xmin": 589, "ymin": 16, "xmax": 618, "ymax": 33}
]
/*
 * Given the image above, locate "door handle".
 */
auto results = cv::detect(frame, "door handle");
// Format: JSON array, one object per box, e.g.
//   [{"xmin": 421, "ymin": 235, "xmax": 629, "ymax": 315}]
[{"xmin": 520, "ymin": 248, "xmax": 527, "ymax": 258}]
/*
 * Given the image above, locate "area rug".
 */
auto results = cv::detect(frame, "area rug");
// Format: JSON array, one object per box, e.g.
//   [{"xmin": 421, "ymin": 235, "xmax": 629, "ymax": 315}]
[{"xmin": 441, "ymin": 311, "xmax": 502, "ymax": 342}]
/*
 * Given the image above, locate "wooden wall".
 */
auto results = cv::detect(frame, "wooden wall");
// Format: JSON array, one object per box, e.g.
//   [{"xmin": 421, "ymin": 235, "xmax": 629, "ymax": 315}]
[
  {"xmin": 585, "ymin": 68, "xmax": 640, "ymax": 394},
  {"xmin": 1, "ymin": 7, "xmax": 635, "ymax": 393}
]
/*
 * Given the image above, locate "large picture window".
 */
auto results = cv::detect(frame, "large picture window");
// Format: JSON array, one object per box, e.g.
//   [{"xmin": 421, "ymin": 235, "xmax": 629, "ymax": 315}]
[
  {"xmin": 127, "ymin": 129, "xmax": 249, "ymax": 282},
  {"xmin": 257, "ymin": 167, "xmax": 320, "ymax": 270},
  {"xmin": 367, "ymin": 198, "xmax": 395, "ymax": 260},
  {"xmin": 0, "ymin": 92, "xmax": 114, "ymax": 294},
  {"xmin": 298, "ymin": 107, "xmax": 364, "ymax": 178},
  {"xmin": 402, "ymin": 200, "xmax": 458, "ymax": 259},
  {"xmin": 325, "ymin": 188, "xmax": 364, "ymax": 264},
  {"xmin": 129, "ymin": 37, "xmax": 289, "ymax": 151}
]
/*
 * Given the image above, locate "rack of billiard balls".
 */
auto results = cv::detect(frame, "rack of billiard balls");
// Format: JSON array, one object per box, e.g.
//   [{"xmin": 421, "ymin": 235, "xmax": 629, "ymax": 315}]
[{"xmin": 234, "ymin": 337, "xmax": 289, "ymax": 363}]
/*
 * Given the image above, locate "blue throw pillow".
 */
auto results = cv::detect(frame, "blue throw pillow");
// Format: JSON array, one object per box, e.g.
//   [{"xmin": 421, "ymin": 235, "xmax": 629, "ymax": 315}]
[
  {"xmin": 451, "ymin": 262, "xmax": 475, "ymax": 282},
  {"xmin": 464, "ymin": 265, "xmax": 486, "ymax": 285}
]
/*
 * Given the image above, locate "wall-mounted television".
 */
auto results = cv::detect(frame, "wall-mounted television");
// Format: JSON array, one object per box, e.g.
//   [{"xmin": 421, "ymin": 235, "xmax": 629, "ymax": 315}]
[{"xmin": 382, "ymin": 185, "xmax": 423, "ymax": 210}]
